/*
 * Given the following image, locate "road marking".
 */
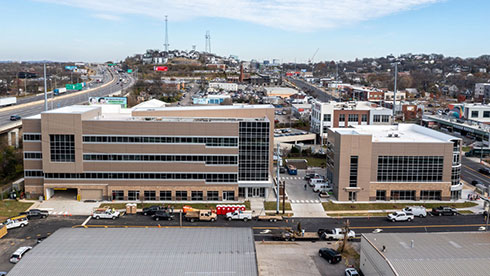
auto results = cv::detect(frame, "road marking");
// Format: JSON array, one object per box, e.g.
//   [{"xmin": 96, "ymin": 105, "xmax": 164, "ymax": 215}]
[
  {"xmin": 350, "ymin": 224, "xmax": 485, "ymax": 230},
  {"xmin": 72, "ymin": 225, "xmax": 291, "ymax": 230},
  {"xmin": 81, "ymin": 216, "xmax": 92, "ymax": 226},
  {"xmin": 463, "ymin": 165, "xmax": 490, "ymax": 180}
]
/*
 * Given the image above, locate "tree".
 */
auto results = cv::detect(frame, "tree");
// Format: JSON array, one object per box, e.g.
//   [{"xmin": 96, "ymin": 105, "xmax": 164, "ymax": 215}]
[{"xmin": 339, "ymin": 219, "xmax": 351, "ymax": 253}]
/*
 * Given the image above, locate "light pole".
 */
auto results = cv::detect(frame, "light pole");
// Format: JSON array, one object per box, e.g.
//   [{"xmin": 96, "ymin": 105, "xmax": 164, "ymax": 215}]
[
  {"xmin": 43, "ymin": 64, "xmax": 48, "ymax": 111},
  {"xmin": 276, "ymin": 144, "xmax": 281, "ymax": 214},
  {"xmin": 392, "ymin": 62, "xmax": 399, "ymax": 123}
]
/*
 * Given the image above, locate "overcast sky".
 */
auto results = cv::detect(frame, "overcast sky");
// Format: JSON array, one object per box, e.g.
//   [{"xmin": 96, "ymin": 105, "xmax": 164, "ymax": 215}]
[{"xmin": 1, "ymin": 0, "xmax": 488, "ymax": 62}]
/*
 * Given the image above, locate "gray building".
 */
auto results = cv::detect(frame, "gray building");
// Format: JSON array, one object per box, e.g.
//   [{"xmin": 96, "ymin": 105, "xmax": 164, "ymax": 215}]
[
  {"xmin": 7, "ymin": 227, "xmax": 258, "ymax": 276},
  {"xmin": 360, "ymin": 232, "xmax": 490, "ymax": 276}
]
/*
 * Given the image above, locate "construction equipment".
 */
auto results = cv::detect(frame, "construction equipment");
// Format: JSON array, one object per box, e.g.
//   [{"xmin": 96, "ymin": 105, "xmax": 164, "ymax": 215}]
[{"xmin": 308, "ymin": 48, "xmax": 319, "ymax": 64}]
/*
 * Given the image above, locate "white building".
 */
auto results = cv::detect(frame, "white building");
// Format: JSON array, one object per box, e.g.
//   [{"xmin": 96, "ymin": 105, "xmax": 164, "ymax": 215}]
[
  {"xmin": 209, "ymin": 82, "xmax": 238, "ymax": 92},
  {"xmin": 384, "ymin": 91, "xmax": 406, "ymax": 101},
  {"xmin": 291, "ymin": 104, "xmax": 312, "ymax": 119},
  {"xmin": 310, "ymin": 101, "xmax": 392, "ymax": 142},
  {"xmin": 464, "ymin": 103, "xmax": 490, "ymax": 123}
]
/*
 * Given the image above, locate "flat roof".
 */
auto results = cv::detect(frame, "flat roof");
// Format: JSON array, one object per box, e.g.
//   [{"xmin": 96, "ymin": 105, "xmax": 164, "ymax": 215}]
[
  {"xmin": 7, "ymin": 228, "xmax": 258, "ymax": 276},
  {"xmin": 316, "ymin": 101, "xmax": 390, "ymax": 111},
  {"xmin": 41, "ymin": 105, "xmax": 99, "ymax": 114},
  {"xmin": 134, "ymin": 104, "xmax": 274, "ymax": 112},
  {"xmin": 363, "ymin": 232, "xmax": 490, "ymax": 276},
  {"xmin": 331, "ymin": 124, "xmax": 460, "ymax": 143}
]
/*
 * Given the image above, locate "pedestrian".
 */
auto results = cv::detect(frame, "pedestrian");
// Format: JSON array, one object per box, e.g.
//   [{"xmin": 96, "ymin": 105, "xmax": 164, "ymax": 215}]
[{"xmin": 304, "ymin": 184, "xmax": 307, "ymax": 190}]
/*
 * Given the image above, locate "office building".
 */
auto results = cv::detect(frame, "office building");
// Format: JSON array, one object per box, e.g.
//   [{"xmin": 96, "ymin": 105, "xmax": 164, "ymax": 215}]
[
  {"xmin": 326, "ymin": 124, "xmax": 462, "ymax": 202},
  {"xmin": 463, "ymin": 103, "xmax": 490, "ymax": 124},
  {"xmin": 23, "ymin": 104, "xmax": 274, "ymax": 201},
  {"xmin": 310, "ymin": 101, "xmax": 392, "ymax": 143}
]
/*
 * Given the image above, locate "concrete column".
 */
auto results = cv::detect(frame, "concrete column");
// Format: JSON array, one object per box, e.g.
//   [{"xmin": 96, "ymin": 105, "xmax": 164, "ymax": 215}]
[{"xmin": 8, "ymin": 129, "xmax": 20, "ymax": 148}]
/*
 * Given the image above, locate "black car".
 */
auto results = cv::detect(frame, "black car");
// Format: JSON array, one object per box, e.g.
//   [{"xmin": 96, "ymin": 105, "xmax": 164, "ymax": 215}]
[
  {"xmin": 279, "ymin": 167, "xmax": 286, "ymax": 174},
  {"xmin": 431, "ymin": 206, "xmax": 458, "ymax": 216},
  {"xmin": 142, "ymin": 206, "xmax": 163, "ymax": 216},
  {"xmin": 152, "ymin": 211, "xmax": 174, "ymax": 221},
  {"xmin": 319, "ymin": 248, "xmax": 342, "ymax": 264},
  {"xmin": 10, "ymin": 115, "xmax": 21, "ymax": 121},
  {"xmin": 471, "ymin": 180, "xmax": 481, "ymax": 186},
  {"xmin": 19, "ymin": 209, "xmax": 49, "ymax": 219},
  {"xmin": 479, "ymin": 167, "xmax": 490, "ymax": 175}
]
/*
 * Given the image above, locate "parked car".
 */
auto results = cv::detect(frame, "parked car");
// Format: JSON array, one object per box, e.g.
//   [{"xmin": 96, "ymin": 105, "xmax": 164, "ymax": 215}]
[
  {"xmin": 142, "ymin": 206, "xmax": 163, "ymax": 216},
  {"xmin": 345, "ymin": 268, "xmax": 360, "ymax": 276},
  {"xmin": 19, "ymin": 209, "xmax": 49, "ymax": 219},
  {"xmin": 403, "ymin": 206, "xmax": 427, "ymax": 218},
  {"xmin": 431, "ymin": 206, "xmax": 459, "ymax": 216},
  {"xmin": 2, "ymin": 215, "xmax": 28, "ymax": 229},
  {"xmin": 471, "ymin": 180, "xmax": 481, "ymax": 185},
  {"xmin": 279, "ymin": 167, "xmax": 286, "ymax": 173},
  {"xmin": 304, "ymin": 172, "xmax": 322, "ymax": 180},
  {"xmin": 309, "ymin": 177, "xmax": 326, "ymax": 187},
  {"xmin": 152, "ymin": 211, "xmax": 174, "ymax": 221},
  {"xmin": 478, "ymin": 167, "xmax": 490, "ymax": 175},
  {"xmin": 387, "ymin": 211, "xmax": 414, "ymax": 222},
  {"xmin": 9, "ymin": 246, "xmax": 32, "ymax": 264},
  {"xmin": 9, "ymin": 115, "xmax": 21, "ymax": 121},
  {"xmin": 319, "ymin": 248, "xmax": 342, "ymax": 264},
  {"xmin": 92, "ymin": 208, "xmax": 120, "ymax": 220}
]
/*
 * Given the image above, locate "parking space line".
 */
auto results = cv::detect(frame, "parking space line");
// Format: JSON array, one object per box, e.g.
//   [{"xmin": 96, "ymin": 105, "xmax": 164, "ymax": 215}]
[{"xmin": 81, "ymin": 216, "xmax": 92, "ymax": 226}]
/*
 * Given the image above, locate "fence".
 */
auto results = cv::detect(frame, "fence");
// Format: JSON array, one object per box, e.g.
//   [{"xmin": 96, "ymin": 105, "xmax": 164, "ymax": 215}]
[{"xmin": 0, "ymin": 178, "xmax": 24, "ymax": 200}]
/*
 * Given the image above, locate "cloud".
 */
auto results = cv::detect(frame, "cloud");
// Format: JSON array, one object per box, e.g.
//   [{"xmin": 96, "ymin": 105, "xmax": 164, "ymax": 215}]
[
  {"xmin": 37, "ymin": 0, "xmax": 442, "ymax": 31},
  {"xmin": 92, "ymin": 13, "xmax": 122, "ymax": 21}
]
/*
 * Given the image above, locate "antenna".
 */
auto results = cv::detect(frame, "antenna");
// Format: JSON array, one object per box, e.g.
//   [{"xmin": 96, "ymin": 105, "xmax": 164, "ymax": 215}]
[
  {"xmin": 205, "ymin": 31, "xmax": 211, "ymax": 53},
  {"xmin": 164, "ymin": 15, "xmax": 169, "ymax": 52}
]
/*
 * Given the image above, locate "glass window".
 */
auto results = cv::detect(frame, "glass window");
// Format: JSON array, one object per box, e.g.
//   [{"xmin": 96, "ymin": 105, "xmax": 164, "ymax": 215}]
[
  {"xmin": 349, "ymin": 156, "xmax": 358, "ymax": 187},
  {"xmin": 376, "ymin": 190, "xmax": 386, "ymax": 200},
  {"xmin": 144, "ymin": 191, "xmax": 156, "ymax": 201},
  {"xmin": 390, "ymin": 190, "xmax": 416, "ymax": 200},
  {"xmin": 373, "ymin": 115, "xmax": 381, "ymax": 122},
  {"xmin": 128, "ymin": 190, "xmax": 139, "ymax": 201},
  {"xmin": 361, "ymin": 114, "xmax": 368, "ymax": 122},
  {"xmin": 339, "ymin": 114, "xmax": 345, "ymax": 122},
  {"xmin": 159, "ymin": 191, "xmax": 172, "ymax": 201},
  {"xmin": 471, "ymin": 110, "xmax": 479, "ymax": 118},
  {"xmin": 175, "ymin": 191, "xmax": 188, "ymax": 201},
  {"xmin": 348, "ymin": 192, "xmax": 357, "ymax": 201},
  {"xmin": 323, "ymin": 114, "xmax": 331, "ymax": 122},
  {"xmin": 191, "ymin": 191, "xmax": 203, "ymax": 201},
  {"xmin": 112, "ymin": 190, "xmax": 124, "ymax": 200},
  {"xmin": 377, "ymin": 156, "xmax": 443, "ymax": 182},
  {"xmin": 223, "ymin": 191, "xmax": 235, "ymax": 201},
  {"xmin": 50, "ymin": 134, "xmax": 75, "ymax": 162},
  {"xmin": 348, "ymin": 114, "xmax": 358, "ymax": 122},
  {"xmin": 484, "ymin": 111, "xmax": 490, "ymax": 118},
  {"xmin": 420, "ymin": 190, "xmax": 441, "ymax": 200}
]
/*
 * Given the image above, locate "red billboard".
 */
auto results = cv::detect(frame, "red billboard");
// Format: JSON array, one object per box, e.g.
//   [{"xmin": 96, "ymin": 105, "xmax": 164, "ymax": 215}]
[{"xmin": 154, "ymin": 66, "xmax": 168, "ymax": 72}]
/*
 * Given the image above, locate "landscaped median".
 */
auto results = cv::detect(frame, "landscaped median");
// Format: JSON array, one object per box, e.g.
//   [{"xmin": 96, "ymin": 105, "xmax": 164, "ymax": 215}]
[
  {"xmin": 264, "ymin": 201, "xmax": 292, "ymax": 211},
  {"xmin": 0, "ymin": 200, "xmax": 33, "ymax": 220},
  {"xmin": 99, "ymin": 201, "xmax": 251, "ymax": 211}
]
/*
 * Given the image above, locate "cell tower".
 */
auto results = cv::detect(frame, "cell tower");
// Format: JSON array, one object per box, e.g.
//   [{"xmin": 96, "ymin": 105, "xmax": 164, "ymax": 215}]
[
  {"xmin": 164, "ymin": 15, "xmax": 169, "ymax": 52},
  {"xmin": 205, "ymin": 31, "xmax": 211, "ymax": 53}
]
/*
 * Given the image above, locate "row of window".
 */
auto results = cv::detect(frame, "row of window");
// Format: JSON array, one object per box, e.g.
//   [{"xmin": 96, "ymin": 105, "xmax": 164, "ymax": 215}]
[
  {"xmin": 50, "ymin": 134, "xmax": 75, "ymax": 162},
  {"xmin": 25, "ymin": 170, "xmax": 238, "ymax": 183},
  {"xmin": 83, "ymin": 154, "xmax": 238, "ymax": 165},
  {"xmin": 23, "ymin": 134, "xmax": 41, "ymax": 141},
  {"xmin": 338, "ymin": 114, "xmax": 369, "ymax": 122},
  {"xmin": 239, "ymin": 121, "xmax": 270, "ymax": 182},
  {"xmin": 24, "ymin": 152, "xmax": 42, "ymax": 159},
  {"xmin": 377, "ymin": 156, "xmax": 444, "ymax": 182},
  {"xmin": 82, "ymin": 136, "xmax": 238, "ymax": 147},
  {"xmin": 112, "ymin": 190, "xmax": 234, "ymax": 201},
  {"xmin": 349, "ymin": 156, "xmax": 358, "ymax": 187},
  {"xmin": 471, "ymin": 110, "xmax": 490, "ymax": 118},
  {"xmin": 375, "ymin": 190, "xmax": 442, "ymax": 201},
  {"xmin": 373, "ymin": 115, "xmax": 390, "ymax": 123}
]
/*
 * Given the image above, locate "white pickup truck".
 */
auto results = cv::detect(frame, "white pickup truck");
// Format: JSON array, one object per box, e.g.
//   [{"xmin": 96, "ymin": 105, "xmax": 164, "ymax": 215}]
[
  {"xmin": 387, "ymin": 211, "xmax": 414, "ymax": 222},
  {"xmin": 92, "ymin": 209, "xmax": 120, "ymax": 220},
  {"xmin": 318, "ymin": 228, "xmax": 356, "ymax": 240},
  {"xmin": 226, "ymin": 210, "xmax": 253, "ymax": 221}
]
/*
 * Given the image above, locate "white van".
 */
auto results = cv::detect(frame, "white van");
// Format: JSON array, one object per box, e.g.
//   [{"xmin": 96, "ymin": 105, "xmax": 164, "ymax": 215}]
[
  {"xmin": 403, "ymin": 206, "xmax": 427, "ymax": 218},
  {"xmin": 313, "ymin": 183, "xmax": 332, "ymax": 193},
  {"xmin": 309, "ymin": 178, "xmax": 326, "ymax": 187}
]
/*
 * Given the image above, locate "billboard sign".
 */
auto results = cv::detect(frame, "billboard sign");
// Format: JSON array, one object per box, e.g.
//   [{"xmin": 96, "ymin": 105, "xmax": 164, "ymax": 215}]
[
  {"xmin": 154, "ymin": 66, "xmax": 168, "ymax": 72},
  {"xmin": 89, "ymin": 97, "xmax": 127, "ymax": 108},
  {"xmin": 127, "ymin": 69, "xmax": 133, "ymax": 73},
  {"xmin": 65, "ymin": 66, "xmax": 77, "ymax": 71}
]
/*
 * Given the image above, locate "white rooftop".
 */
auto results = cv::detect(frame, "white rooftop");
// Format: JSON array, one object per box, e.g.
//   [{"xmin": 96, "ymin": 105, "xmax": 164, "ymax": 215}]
[
  {"xmin": 134, "ymin": 104, "xmax": 273, "ymax": 112},
  {"xmin": 331, "ymin": 124, "xmax": 460, "ymax": 143},
  {"xmin": 132, "ymin": 99, "xmax": 167, "ymax": 108},
  {"xmin": 317, "ymin": 101, "xmax": 390, "ymax": 110},
  {"xmin": 41, "ymin": 105, "xmax": 99, "ymax": 114}
]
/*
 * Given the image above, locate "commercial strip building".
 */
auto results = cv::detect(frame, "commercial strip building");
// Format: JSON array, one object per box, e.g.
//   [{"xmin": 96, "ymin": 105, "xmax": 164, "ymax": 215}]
[
  {"xmin": 23, "ymin": 104, "xmax": 274, "ymax": 201},
  {"xmin": 310, "ymin": 101, "xmax": 392, "ymax": 143},
  {"xmin": 326, "ymin": 124, "xmax": 462, "ymax": 202},
  {"xmin": 7, "ymin": 228, "xmax": 258, "ymax": 276},
  {"xmin": 360, "ymin": 232, "xmax": 490, "ymax": 276}
]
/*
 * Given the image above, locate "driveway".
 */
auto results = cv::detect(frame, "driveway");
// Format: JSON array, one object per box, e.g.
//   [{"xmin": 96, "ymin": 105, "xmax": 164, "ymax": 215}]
[{"xmin": 282, "ymin": 169, "xmax": 327, "ymax": 217}]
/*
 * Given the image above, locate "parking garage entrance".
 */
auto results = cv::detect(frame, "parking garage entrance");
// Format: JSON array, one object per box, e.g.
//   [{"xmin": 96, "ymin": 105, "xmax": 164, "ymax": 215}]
[{"xmin": 48, "ymin": 188, "xmax": 78, "ymax": 200}]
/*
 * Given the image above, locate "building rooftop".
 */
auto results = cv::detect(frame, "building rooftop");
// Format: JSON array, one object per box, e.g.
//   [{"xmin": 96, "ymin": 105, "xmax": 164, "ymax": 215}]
[
  {"xmin": 134, "ymin": 103, "xmax": 273, "ymax": 112},
  {"xmin": 7, "ymin": 228, "xmax": 258, "ymax": 276},
  {"xmin": 363, "ymin": 232, "xmax": 490, "ymax": 276},
  {"xmin": 41, "ymin": 105, "xmax": 100, "ymax": 114},
  {"xmin": 316, "ymin": 101, "xmax": 390, "ymax": 111},
  {"xmin": 331, "ymin": 124, "xmax": 460, "ymax": 143}
]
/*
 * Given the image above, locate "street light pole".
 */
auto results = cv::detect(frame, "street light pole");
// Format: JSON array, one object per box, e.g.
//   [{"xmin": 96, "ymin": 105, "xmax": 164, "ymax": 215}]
[
  {"xmin": 276, "ymin": 144, "xmax": 281, "ymax": 214},
  {"xmin": 43, "ymin": 63, "xmax": 48, "ymax": 111}
]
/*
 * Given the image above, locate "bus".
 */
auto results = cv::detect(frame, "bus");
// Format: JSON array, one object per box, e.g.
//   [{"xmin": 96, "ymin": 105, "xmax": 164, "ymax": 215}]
[
  {"xmin": 287, "ymin": 165, "xmax": 298, "ymax": 175},
  {"xmin": 465, "ymin": 147, "xmax": 490, "ymax": 158}
]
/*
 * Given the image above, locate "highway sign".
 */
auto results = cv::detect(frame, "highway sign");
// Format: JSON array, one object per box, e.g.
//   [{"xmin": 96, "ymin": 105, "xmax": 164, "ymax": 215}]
[{"xmin": 89, "ymin": 97, "xmax": 127, "ymax": 108}]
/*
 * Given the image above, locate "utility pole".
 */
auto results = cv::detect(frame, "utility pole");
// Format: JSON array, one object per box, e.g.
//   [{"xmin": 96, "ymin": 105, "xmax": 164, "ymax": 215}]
[
  {"xmin": 164, "ymin": 15, "xmax": 169, "ymax": 52},
  {"xmin": 276, "ymin": 144, "xmax": 281, "ymax": 214},
  {"xmin": 205, "ymin": 31, "xmax": 211, "ymax": 53},
  {"xmin": 43, "ymin": 63, "xmax": 48, "ymax": 111},
  {"xmin": 282, "ymin": 180, "xmax": 286, "ymax": 214},
  {"xmin": 392, "ymin": 62, "xmax": 399, "ymax": 122}
]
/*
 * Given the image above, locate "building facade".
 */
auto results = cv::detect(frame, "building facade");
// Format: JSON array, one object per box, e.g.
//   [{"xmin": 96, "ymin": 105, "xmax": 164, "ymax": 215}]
[
  {"xmin": 326, "ymin": 124, "xmax": 462, "ymax": 202},
  {"xmin": 310, "ymin": 101, "xmax": 392, "ymax": 143},
  {"xmin": 23, "ymin": 104, "xmax": 274, "ymax": 201},
  {"xmin": 463, "ymin": 103, "xmax": 490, "ymax": 124}
]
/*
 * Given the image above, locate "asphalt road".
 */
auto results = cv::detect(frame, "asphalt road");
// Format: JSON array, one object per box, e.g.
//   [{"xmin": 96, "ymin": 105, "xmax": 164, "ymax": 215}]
[
  {"xmin": 288, "ymin": 77, "xmax": 339, "ymax": 102},
  {"xmin": 0, "ymin": 67, "xmax": 135, "ymax": 128},
  {"xmin": 461, "ymin": 156, "xmax": 490, "ymax": 186}
]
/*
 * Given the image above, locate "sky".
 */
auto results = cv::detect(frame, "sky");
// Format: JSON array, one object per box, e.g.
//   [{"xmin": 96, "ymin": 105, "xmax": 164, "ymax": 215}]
[{"xmin": 0, "ymin": 0, "xmax": 488, "ymax": 63}]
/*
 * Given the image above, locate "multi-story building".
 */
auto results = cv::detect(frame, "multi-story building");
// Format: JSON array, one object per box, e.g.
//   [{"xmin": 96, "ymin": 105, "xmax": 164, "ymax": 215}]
[
  {"xmin": 310, "ymin": 101, "xmax": 392, "ymax": 143},
  {"xmin": 474, "ymin": 83, "xmax": 490, "ymax": 100},
  {"xmin": 463, "ymin": 103, "xmax": 490, "ymax": 124},
  {"xmin": 23, "ymin": 104, "xmax": 274, "ymax": 201},
  {"xmin": 326, "ymin": 124, "xmax": 462, "ymax": 202},
  {"xmin": 208, "ymin": 82, "xmax": 238, "ymax": 92}
]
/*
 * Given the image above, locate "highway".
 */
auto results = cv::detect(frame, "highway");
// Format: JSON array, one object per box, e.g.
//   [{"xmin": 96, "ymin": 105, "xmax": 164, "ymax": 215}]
[
  {"xmin": 0, "ymin": 66, "xmax": 135, "ymax": 129},
  {"xmin": 288, "ymin": 77, "xmax": 339, "ymax": 102},
  {"xmin": 462, "ymin": 156, "xmax": 490, "ymax": 186}
]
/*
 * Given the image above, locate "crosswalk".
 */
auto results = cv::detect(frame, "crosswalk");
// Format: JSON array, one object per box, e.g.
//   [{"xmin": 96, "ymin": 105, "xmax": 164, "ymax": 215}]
[
  {"xmin": 290, "ymin": 199, "xmax": 321, "ymax": 204},
  {"xmin": 48, "ymin": 211, "xmax": 70, "ymax": 215},
  {"xmin": 281, "ymin": 176, "xmax": 303, "ymax": 180}
]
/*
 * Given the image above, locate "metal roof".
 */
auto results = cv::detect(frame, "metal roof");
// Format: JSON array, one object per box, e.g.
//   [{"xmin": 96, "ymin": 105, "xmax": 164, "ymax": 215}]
[
  {"xmin": 362, "ymin": 232, "xmax": 490, "ymax": 276},
  {"xmin": 7, "ymin": 227, "xmax": 258, "ymax": 276}
]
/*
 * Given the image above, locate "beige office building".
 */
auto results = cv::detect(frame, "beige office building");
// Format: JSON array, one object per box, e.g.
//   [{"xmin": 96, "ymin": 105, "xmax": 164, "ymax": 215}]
[
  {"xmin": 23, "ymin": 104, "xmax": 274, "ymax": 201},
  {"xmin": 326, "ymin": 124, "xmax": 462, "ymax": 202}
]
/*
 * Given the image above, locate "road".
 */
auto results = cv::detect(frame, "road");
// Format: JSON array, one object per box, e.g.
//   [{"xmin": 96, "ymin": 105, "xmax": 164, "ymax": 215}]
[
  {"xmin": 288, "ymin": 77, "xmax": 339, "ymax": 102},
  {"xmin": 0, "ymin": 66, "xmax": 135, "ymax": 128},
  {"xmin": 462, "ymin": 156, "xmax": 490, "ymax": 186}
]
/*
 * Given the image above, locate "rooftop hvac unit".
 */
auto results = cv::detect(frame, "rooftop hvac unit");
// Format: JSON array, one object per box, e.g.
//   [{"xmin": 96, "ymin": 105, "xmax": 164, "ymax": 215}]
[
  {"xmin": 394, "ymin": 133, "xmax": 399, "ymax": 137},
  {"xmin": 388, "ymin": 133, "xmax": 393, "ymax": 137}
]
